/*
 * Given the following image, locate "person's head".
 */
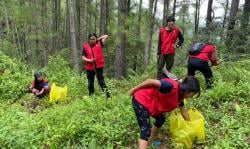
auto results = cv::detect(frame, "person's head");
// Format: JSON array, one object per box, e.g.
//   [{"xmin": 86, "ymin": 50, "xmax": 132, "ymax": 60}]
[
  {"xmin": 34, "ymin": 72, "xmax": 43, "ymax": 82},
  {"xmin": 88, "ymin": 33, "xmax": 98, "ymax": 46},
  {"xmin": 166, "ymin": 16, "xmax": 175, "ymax": 29},
  {"xmin": 179, "ymin": 76, "xmax": 200, "ymax": 99}
]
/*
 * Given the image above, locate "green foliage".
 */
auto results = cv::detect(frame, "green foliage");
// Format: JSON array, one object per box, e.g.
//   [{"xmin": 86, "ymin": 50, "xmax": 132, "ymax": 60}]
[{"xmin": 0, "ymin": 55, "xmax": 30, "ymax": 101}]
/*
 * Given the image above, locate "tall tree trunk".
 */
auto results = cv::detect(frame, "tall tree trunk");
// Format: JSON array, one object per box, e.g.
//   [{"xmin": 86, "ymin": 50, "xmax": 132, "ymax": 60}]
[
  {"xmin": 76, "ymin": 0, "xmax": 81, "ymax": 50},
  {"xmin": 100, "ymin": 0, "xmax": 107, "ymax": 35},
  {"xmin": 206, "ymin": 0, "xmax": 213, "ymax": 28},
  {"xmin": 162, "ymin": 0, "xmax": 169, "ymax": 26},
  {"xmin": 68, "ymin": 0, "xmax": 79, "ymax": 71},
  {"xmin": 83, "ymin": 0, "xmax": 88, "ymax": 43},
  {"xmin": 127, "ymin": 0, "xmax": 131, "ymax": 14},
  {"xmin": 226, "ymin": 0, "xmax": 240, "ymax": 49},
  {"xmin": 222, "ymin": 0, "xmax": 229, "ymax": 30},
  {"xmin": 194, "ymin": 0, "xmax": 201, "ymax": 34},
  {"xmin": 115, "ymin": 0, "xmax": 127, "ymax": 78},
  {"xmin": 221, "ymin": 0, "xmax": 229, "ymax": 40},
  {"xmin": 133, "ymin": 0, "xmax": 142, "ymax": 71},
  {"xmin": 40, "ymin": 0, "xmax": 47, "ymax": 67},
  {"xmin": 241, "ymin": 0, "xmax": 250, "ymax": 30},
  {"xmin": 52, "ymin": 0, "xmax": 60, "ymax": 54},
  {"xmin": 173, "ymin": 0, "xmax": 176, "ymax": 17},
  {"xmin": 144, "ymin": 0, "xmax": 158, "ymax": 69}
]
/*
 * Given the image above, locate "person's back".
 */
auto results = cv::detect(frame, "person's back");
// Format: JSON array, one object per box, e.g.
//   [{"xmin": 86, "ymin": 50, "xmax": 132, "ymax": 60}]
[{"xmin": 187, "ymin": 43, "xmax": 218, "ymax": 89}]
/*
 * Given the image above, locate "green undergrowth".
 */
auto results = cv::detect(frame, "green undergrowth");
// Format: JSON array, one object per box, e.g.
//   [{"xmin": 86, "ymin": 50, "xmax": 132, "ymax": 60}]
[{"xmin": 0, "ymin": 55, "xmax": 249, "ymax": 148}]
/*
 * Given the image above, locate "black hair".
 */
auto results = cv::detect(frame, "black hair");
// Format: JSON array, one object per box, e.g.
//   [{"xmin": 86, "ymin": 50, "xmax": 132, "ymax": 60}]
[
  {"xmin": 166, "ymin": 16, "xmax": 175, "ymax": 23},
  {"xmin": 34, "ymin": 71, "xmax": 42, "ymax": 79},
  {"xmin": 88, "ymin": 33, "xmax": 97, "ymax": 39},
  {"xmin": 34, "ymin": 71, "xmax": 43, "ymax": 85},
  {"xmin": 180, "ymin": 76, "xmax": 200, "ymax": 97}
]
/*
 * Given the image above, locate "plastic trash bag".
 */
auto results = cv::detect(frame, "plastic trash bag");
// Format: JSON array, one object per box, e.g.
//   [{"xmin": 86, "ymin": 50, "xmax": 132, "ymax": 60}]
[
  {"xmin": 168, "ymin": 108, "xmax": 205, "ymax": 149},
  {"xmin": 49, "ymin": 83, "xmax": 68, "ymax": 103}
]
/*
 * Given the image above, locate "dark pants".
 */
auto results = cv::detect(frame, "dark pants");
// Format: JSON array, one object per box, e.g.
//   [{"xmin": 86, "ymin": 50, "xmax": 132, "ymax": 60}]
[
  {"xmin": 86, "ymin": 68, "xmax": 110, "ymax": 98},
  {"xmin": 132, "ymin": 97, "xmax": 165, "ymax": 141},
  {"xmin": 157, "ymin": 53, "xmax": 175, "ymax": 79},
  {"xmin": 188, "ymin": 58, "xmax": 213, "ymax": 89}
]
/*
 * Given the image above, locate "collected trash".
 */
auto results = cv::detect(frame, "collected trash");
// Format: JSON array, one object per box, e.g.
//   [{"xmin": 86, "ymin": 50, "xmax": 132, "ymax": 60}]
[
  {"xmin": 169, "ymin": 108, "xmax": 205, "ymax": 148},
  {"xmin": 49, "ymin": 83, "xmax": 68, "ymax": 103}
]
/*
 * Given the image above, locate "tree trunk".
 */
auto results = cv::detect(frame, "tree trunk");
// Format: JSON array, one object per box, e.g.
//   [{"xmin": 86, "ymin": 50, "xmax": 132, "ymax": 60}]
[
  {"xmin": 133, "ymin": 0, "xmax": 142, "ymax": 71},
  {"xmin": 241, "ymin": 0, "xmax": 250, "ymax": 30},
  {"xmin": 194, "ymin": 0, "xmax": 201, "ymax": 34},
  {"xmin": 226, "ymin": 0, "xmax": 240, "ymax": 49},
  {"xmin": 115, "ymin": 0, "xmax": 127, "ymax": 78},
  {"xmin": 52, "ymin": 0, "xmax": 60, "ymax": 54},
  {"xmin": 206, "ymin": 0, "xmax": 213, "ymax": 28},
  {"xmin": 222, "ymin": 0, "xmax": 229, "ymax": 30},
  {"xmin": 68, "ymin": 0, "xmax": 79, "ymax": 71},
  {"xmin": 173, "ymin": 0, "xmax": 176, "ymax": 17},
  {"xmin": 100, "ymin": 0, "xmax": 107, "ymax": 35},
  {"xmin": 83, "ymin": 0, "xmax": 88, "ymax": 43},
  {"xmin": 75, "ymin": 0, "xmax": 81, "ymax": 50},
  {"xmin": 144, "ymin": 0, "xmax": 157, "ymax": 69},
  {"xmin": 162, "ymin": 0, "xmax": 169, "ymax": 26}
]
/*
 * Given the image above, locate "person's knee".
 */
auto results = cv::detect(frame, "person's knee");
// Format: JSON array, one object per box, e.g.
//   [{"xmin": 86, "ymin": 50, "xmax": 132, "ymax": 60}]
[{"xmin": 154, "ymin": 116, "xmax": 166, "ymax": 128}]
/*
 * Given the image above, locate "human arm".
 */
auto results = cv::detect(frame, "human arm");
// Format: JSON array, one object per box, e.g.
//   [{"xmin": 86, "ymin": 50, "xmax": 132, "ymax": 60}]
[
  {"xmin": 176, "ymin": 31, "xmax": 184, "ymax": 48},
  {"xmin": 81, "ymin": 47, "xmax": 95, "ymax": 62},
  {"xmin": 97, "ymin": 34, "xmax": 108, "ymax": 45},
  {"xmin": 210, "ymin": 46, "xmax": 218, "ymax": 66},
  {"xmin": 179, "ymin": 106, "xmax": 191, "ymax": 121},
  {"xmin": 129, "ymin": 79, "xmax": 161, "ymax": 95}
]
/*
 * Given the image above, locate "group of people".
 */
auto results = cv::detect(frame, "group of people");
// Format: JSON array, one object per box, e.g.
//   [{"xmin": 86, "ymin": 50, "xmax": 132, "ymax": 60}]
[
  {"xmin": 130, "ymin": 16, "xmax": 219, "ymax": 148},
  {"xmin": 28, "ymin": 15, "xmax": 219, "ymax": 149}
]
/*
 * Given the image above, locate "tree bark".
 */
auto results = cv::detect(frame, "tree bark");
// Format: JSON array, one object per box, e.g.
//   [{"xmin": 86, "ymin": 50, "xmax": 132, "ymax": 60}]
[
  {"xmin": 68, "ymin": 0, "xmax": 79, "ymax": 71},
  {"xmin": 83, "ymin": 0, "xmax": 88, "ymax": 43},
  {"xmin": 241, "ymin": 0, "xmax": 250, "ymax": 30},
  {"xmin": 173, "ymin": 0, "xmax": 176, "ymax": 17},
  {"xmin": 100, "ymin": 0, "xmax": 107, "ymax": 35},
  {"xmin": 133, "ymin": 0, "xmax": 142, "ymax": 71},
  {"xmin": 162, "ymin": 0, "xmax": 169, "ymax": 26},
  {"xmin": 75, "ymin": 0, "xmax": 81, "ymax": 50},
  {"xmin": 222, "ymin": 0, "xmax": 229, "ymax": 30},
  {"xmin": 144, "ymin": 0, "xmax": 157, "ymax": 69},
  {"xmin": 226, "ymin": 0, "xmax": 240, "ymax": 49},
  {"xmin": 194, "ymin": 0, "xmax": 201, "ymax": 34},
  {"xmin": 206, "ymin": 0, "xmax": 213, "ymax": 28},
  {"xmin": 115, "ymin": 0, "xmax": 127, "ymax": 78}
]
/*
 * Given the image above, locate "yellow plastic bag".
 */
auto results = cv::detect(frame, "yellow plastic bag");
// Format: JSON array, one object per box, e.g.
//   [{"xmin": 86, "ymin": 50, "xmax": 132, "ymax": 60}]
[
  {"xmin": 168, "ymin": 108, "xmax": 205, "ymax": 149},
  {"xmin": 49, "ymin": 83, "xmax": 68, "ymax": 103}
]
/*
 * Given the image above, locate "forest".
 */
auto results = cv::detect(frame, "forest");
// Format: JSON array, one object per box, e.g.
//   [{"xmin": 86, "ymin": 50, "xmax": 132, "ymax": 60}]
[{"xmin": 0, "ymin": 0, "xmax": 249, "ymax": 148}]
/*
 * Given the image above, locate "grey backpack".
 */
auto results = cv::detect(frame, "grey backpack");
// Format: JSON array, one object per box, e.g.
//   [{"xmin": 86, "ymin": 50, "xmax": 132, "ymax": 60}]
[{"xmin": 188, "ymin": 42, "xmax": 205, "ymax": 55}]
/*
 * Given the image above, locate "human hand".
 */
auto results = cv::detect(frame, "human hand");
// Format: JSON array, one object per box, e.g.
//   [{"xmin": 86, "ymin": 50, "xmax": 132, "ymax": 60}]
[
  {"xmin": 89, "ymin": 58, "xmax": 95, "ymax": 63},
  {"xmin": 172, "ymin": 44, "xmax": 177, "ymax": 49}
]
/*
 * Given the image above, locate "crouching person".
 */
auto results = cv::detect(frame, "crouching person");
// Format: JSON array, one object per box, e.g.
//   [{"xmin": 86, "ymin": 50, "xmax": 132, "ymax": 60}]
[
  {"xmin": 28, "ymin": 72, "xmax": 50, "ymax": 98},
  {"xmin": 129, "ymin": 76, "xmax": 200, "ymax": 149}
]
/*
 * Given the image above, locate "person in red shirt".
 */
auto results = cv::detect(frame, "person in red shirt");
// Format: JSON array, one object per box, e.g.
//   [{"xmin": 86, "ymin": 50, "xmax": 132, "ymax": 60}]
[
  {"xmin": 82, "ymin": 33, "xmax": 110, "ymax": 98},
  {"xmin": 157, "ymin": 16, "xmax": 184, "ymax": 79},
  {"xmin": 28, "ymin": 72, "xmax": 50, "ymax": 98},
  {"xmin": 188, "ymin": 43, "xmax": 219, "ymax": 89},
  {"xmin": 129, "ymin": 76, "xmax": 200, "ymax": 149}
]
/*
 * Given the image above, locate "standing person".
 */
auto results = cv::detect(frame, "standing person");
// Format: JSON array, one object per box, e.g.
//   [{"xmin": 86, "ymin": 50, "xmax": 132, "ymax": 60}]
[
  {"xmin": 187, "ymin": 42, "xmax": 219, "ymax": 89},
  {"xmin": 82, "ymin": 33, "xmax": 111, "ymax": 98},
  {"xmin": 129, "ymin": 76, "xmax": 200, "ymax": 149},
  {"xmin": 28, "ymin": 72, "xmax": 50, "ymax": 98},
  {"xmin": 157, "ymin": 16, "xmax": 184, "ymax": 79}
]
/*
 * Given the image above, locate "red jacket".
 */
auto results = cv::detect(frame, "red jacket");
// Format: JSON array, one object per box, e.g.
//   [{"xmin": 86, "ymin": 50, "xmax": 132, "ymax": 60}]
[
  {"xmin": 134, "ymin": 78, "xmax": 179, "ymax": 116},
  {"xmin": 83, "ymin": 41, "xmax": 105, "ymax": 70},
  {"xmin": 159, "ymin": 27, "xmax": 180, "ymax": 54},
  {"xmin": 189, "ymin": 44, "xmax": 217, "ymax": 64}
]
